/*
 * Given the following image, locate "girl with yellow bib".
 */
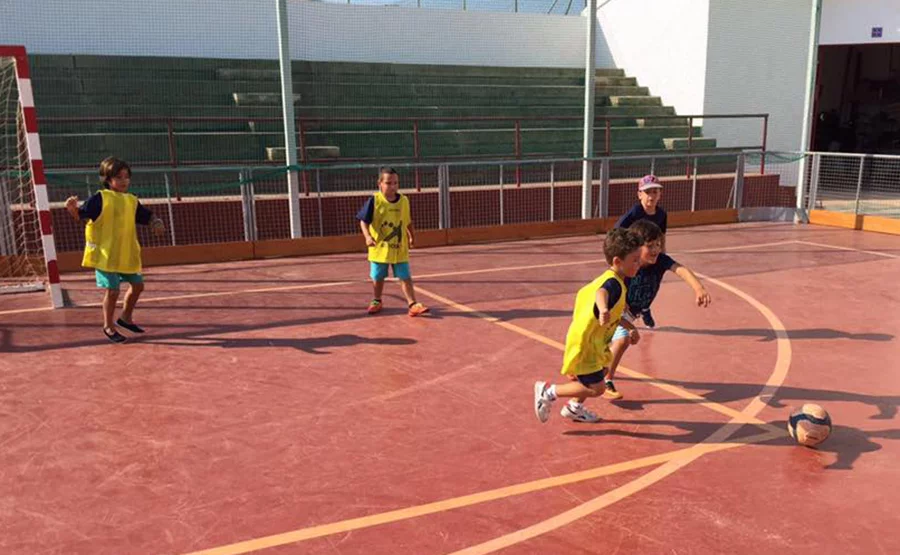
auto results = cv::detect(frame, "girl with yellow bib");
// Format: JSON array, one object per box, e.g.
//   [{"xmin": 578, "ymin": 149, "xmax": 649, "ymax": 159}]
[
  {"xmin": 533, "ymin": 228, "xmax": 642, "ymax": 423},
  {"xmin": 65, "ymin": 158, "xmax": 165, "ymax": 343}
]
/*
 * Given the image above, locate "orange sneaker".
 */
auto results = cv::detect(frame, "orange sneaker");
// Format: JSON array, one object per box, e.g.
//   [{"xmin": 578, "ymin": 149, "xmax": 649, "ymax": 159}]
[
  {"xmin": 367, "ymin": 299, "xmax": 382, "ymax": 314},
  {"xmin": 408, "ymin": 302, "xmax": 429, "ymax": 317}
]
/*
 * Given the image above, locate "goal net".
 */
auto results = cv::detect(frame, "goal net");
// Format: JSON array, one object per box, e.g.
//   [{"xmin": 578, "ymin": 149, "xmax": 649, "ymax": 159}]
[{"xmin": 0, "ymin": 46, "xmax": 63, "ymax": 307}]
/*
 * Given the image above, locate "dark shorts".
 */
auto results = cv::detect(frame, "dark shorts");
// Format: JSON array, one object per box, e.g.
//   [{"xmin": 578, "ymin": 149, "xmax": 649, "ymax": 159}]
[{"xmin": 576, "ymin": 368, "xmax": 608, "ymax": 386}]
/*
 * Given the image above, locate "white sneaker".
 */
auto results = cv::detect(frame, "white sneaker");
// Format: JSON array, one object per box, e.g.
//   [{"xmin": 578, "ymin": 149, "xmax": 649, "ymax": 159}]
[
  {"xmin": 560, "ymin": 403, "xmax": 601, "ymax": 423},
  {"xmin": 534, "ymin": 381, "xmax": 552, "ymax": 423}
]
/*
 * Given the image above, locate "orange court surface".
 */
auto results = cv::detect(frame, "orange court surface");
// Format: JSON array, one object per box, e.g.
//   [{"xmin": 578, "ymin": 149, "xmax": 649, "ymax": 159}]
[{"xmin": 1, "ymin": 222, "xmax": 899, "ymax": 554}]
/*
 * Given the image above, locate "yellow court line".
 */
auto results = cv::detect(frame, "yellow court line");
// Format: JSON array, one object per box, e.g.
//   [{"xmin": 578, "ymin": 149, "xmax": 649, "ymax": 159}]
[
  {"xmin": 450, "ymin": 430, "xmax": 789, "ymax": 555},
  {"xmin": 182, "ymin": 431, "xmax": 778, "ymax": 555},
  {"xmin": 185, "ymin": 272, "xmax": 790, "ymax": 555},
  {"xmin": 448, "ymin": 271, "xmax": 793, "ymax": 554}
]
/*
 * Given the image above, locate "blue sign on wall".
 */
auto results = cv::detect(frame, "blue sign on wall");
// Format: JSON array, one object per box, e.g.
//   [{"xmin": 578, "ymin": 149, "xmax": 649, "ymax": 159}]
[{"xmin": 872, "ymin": 27, "xmax": 883, "ymax": 38}]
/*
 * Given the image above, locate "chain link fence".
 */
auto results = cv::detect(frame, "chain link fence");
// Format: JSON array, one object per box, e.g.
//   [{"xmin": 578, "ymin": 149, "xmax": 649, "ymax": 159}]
[
  {"xmin": 43, "ymin": 150, "xmax": 807, "ymax": 253},
  {"xmin": 809, "ymin": 152, "xmax": 900, "ymax": 218}
]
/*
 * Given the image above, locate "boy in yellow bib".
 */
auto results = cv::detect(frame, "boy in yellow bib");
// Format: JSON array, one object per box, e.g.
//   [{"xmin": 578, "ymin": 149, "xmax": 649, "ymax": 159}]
[
  {"xmin": 65, "ymin": 157, "xmax": 165, "ymax": 343},
  {"xmin": 534, "ymin": 228, "xmax": 642, "ymax": 423},
  {"xmin": 357, "ymin": 167, "xmax": 428, "ymax": 317}
]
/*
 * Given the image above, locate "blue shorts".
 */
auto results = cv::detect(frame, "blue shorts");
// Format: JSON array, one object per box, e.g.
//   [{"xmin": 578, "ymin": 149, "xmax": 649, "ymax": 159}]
[
  {"xmin": 576, "ymin": 368, "xmax": 608, "ymax": 386},
  {"xmin": 95, "ymin": 270, "xmax": 143, "ymax": 290},
  {"xmin": 612, "ymin": 325, "xmax": 630, "ymax": 342},
  {"xmin": 369, "ymin": 261, "xmax": 411, "ymax": 281}
]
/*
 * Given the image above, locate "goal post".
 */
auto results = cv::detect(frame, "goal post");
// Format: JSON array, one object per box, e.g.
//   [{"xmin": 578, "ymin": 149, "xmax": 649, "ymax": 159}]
[{"xmin": 0, "ymin": 45, "xmax": 63, "ymax": 308}]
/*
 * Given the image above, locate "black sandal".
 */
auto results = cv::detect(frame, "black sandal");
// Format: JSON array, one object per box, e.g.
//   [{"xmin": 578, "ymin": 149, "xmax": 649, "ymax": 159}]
[
  {"xmin": 116, "ymin": 318, "xmax": 145, "ymax": 334},
  {"xmin": 103, "ymin": 327, "xmax": 128, "ymax": 344}
]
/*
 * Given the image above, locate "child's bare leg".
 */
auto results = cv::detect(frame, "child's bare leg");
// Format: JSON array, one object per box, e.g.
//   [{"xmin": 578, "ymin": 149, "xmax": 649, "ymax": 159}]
[
  {"xmin": 535, "ymin": 377, "xmax": 605, "ymax": 422},
  {"xmin": 399, "ymin": 278, "xmax": 417, "ymax": 305},
  {"xmin": 372, "ymin": 279, "xmax": 385, "ymax": 300},
  {"xmin": 400, "ymin": 279, "xmax": 428, "ymax": 316},
  {"xmin": 120, "ymin": 282, "xmax": 144, "ymax": 323},
  {"xmin": 606, "ymin": 338, "xmax": 630, "ymax": 381},
  {"xmin": 552, "ymin": 380, "xmax": 604, "ymax": 399},
  {"xmin": 102, "ymin": 289, "xmax": 119, "ymax": 331}
]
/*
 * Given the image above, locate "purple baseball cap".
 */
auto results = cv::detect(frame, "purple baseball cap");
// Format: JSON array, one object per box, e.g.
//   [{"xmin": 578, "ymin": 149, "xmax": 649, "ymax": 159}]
[{"xmin": 638, "ymin": 174, "xmax": 663, "ymax": 192}]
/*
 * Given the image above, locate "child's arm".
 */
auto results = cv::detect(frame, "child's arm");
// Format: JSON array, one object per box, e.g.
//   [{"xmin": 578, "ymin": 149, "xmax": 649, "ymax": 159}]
[
  {"xmin": 65, "ymin": 193, "xmax": 102, "ymax": 222},
  {"xmin": 356, "ymin": 198, "xmax": 376, "ymax": 246},
  {"xmin": 594, "ymin": 287, "xmax": 611, "ymax": 325},
  {"xmin": 671, "ymin": 263, "xmax": 711, "ymax": 307},
  {"xmin": 359, "ymin": 220, "xmax": 376, "ymax": 247},
  {"xmin": 135, "ymin": 202, "xmax": 166, "ymax": 236},
  {"xmin": 64, "ymin": 196, "xmax": 80, "ymax": 221},
  {"xmin": 406, "ymin": 220, "xmax": 415, "ymax": 248}
]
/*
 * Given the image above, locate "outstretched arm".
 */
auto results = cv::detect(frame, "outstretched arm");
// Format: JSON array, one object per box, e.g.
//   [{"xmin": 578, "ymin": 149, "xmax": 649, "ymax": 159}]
[{"xmin": 672, "ymin": 263, "xmax": 711, "ymax": 307}]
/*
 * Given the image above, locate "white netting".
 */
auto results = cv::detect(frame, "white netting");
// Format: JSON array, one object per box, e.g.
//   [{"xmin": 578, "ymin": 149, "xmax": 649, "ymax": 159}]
[{"xmin": 0, "ymin": 56, "xmax": 46, "ymax": 294}]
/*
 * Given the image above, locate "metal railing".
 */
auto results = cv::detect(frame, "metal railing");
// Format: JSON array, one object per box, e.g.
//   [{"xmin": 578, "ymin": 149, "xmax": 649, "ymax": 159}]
[
  {"xmin": 43, "ymin": 150, "xmax": 793, "ymax": 253},
  {"xmin": 40, "ymin": 113, "xmax": 769, "ymax": 196}
]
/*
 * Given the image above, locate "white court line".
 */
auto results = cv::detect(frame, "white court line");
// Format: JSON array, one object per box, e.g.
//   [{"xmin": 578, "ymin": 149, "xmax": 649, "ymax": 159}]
[{"xmin": 793, "ymin": 240, "xmax": 899, "ymax": 259}]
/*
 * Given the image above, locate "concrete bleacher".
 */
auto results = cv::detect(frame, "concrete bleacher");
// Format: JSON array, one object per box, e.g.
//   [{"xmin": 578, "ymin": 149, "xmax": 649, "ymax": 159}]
[{"xmin": 30, "ymin": 55, "xmax": 718, "ymax": 168}]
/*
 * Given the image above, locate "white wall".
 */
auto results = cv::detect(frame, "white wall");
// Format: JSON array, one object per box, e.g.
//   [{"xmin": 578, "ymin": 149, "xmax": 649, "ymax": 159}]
[
  {"xmin": 594, "ymin": 0, "xmax": 814, "ymax": 151},
  {"xmin": 0, "ymin": 0, "xmax": 614, "ymax": 68},
  {"xmin": 595, "ymin": 0, "xmax": 710, "ymax": 116},
  {"xmin": 821, "ymin": 0, "xmax": 900, "ymax": 45},
  {"xmin": 293, "ymin": 3, "xmax": 615, "ymax": 67},
  {"xmin": 702, "ymin": 0, "xmax": 814, "ymax": 152}
]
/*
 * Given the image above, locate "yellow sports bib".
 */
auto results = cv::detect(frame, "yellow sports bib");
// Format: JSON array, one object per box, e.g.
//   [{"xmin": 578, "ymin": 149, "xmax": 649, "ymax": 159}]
[
  {"xmin": 82, "ymin": 189, "xmax": 142, "ymax": 274},
  {"xmin": 367, "ymin": 192, "xmax": 411, "ymax": 264},
  {"xmin": 561, "ymin": 269, "xmax": 627, "ymax": 376}
]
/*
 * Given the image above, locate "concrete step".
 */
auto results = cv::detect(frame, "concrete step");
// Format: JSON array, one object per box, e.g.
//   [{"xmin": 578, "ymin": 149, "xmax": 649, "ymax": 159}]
[
  {"xmin": 214, "ymin": 65, "xmax": 627, "ymax": 80},
  {"xmin": 266, "ymin": 146, "xmax": 341, "ymax": 161},
  {"xmin": 233, "ymin": 93, "xmax": 302, "ymax": 105},
  {"xmin": 663, "ymin": 137, "xmax": 718, "ymax": 150},
  {"xmin": 610, "ymin": 96, "xmax": 662, "ymax": 107},
  {"xmin": 636, "ymin": 117, "xmax": 688, "ymax": 127}
]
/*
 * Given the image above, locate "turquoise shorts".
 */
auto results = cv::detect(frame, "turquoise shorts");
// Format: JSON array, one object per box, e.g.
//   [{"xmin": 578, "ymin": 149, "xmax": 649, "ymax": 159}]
[
  {"xmin": 370, "ymin": 261, "xmax": 411, "ymax": 281},
  {"xmin": 612, "ymin": 325, "xmax": 630, "ymax": 342},
  {"xmin": 95, "ymin": 270, "xmax": 143, "ymax": 290}
]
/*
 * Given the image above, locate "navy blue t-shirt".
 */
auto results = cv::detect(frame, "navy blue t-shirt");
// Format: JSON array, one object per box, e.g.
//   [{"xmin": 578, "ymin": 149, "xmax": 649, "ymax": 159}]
[
  {"xmin": 356, "ymin": 194, "xmax": 403, "ymax": 224},
  {"xmin": 77, "ymin": 191, "xmax": 153, "ymax": 224},
  {"xmin": 615, "ymin": 203, "xmax": 667, "ymax": 233},
  {"xmin": 592, "ymin": 277, "xmax": 622, "ymax": 320},
  {"xmin": 625, "ymin": 253, "xmax": 676, "ymax": 313}
]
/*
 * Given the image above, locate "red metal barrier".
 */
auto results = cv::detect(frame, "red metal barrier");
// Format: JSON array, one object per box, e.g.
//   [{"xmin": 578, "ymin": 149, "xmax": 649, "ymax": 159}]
[{"xmin": 41, "ymin": 113, "xmax": 770, "ymax": 171}]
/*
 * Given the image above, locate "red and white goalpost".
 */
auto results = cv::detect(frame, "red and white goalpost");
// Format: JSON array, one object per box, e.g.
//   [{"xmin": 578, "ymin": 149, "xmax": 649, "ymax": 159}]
[{"xmin": 0, "ymin": 45, "xmax": 63, "ymax": 308}]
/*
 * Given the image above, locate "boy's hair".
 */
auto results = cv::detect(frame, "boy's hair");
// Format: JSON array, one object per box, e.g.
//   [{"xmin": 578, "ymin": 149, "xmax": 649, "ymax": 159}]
[
  {"xmin": 628, "ymin": 219, "xmax": 663, "ymax": 245},
  {"xmin": 99, "ymin": 157, "xmax": 132, "ymax": 188},
  {"xmin": 378, "ymin": 166, "xmax": 398, "ymax": 182},
  {"xmin": 603, "ymin": 228, "xmax": 641, "ymax": 265}
]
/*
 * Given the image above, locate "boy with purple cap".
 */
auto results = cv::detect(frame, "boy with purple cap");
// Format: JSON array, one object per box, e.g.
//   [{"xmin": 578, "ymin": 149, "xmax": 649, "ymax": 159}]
[{"xmin": 614, "ymin": 174, "xmax": 667, "ymax": 329}]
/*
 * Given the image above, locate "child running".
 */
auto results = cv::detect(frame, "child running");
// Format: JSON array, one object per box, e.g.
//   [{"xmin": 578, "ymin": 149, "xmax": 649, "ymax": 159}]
[{"xmin": 533, "ymin": 228, "xmax": 642, "ymax": 423}]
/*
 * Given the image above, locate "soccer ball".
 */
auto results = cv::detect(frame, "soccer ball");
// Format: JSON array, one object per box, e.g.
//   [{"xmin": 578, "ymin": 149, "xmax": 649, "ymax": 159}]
[{"xmin": 787, "ymin": 404, "xmax": 832, "ymax": 447}]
